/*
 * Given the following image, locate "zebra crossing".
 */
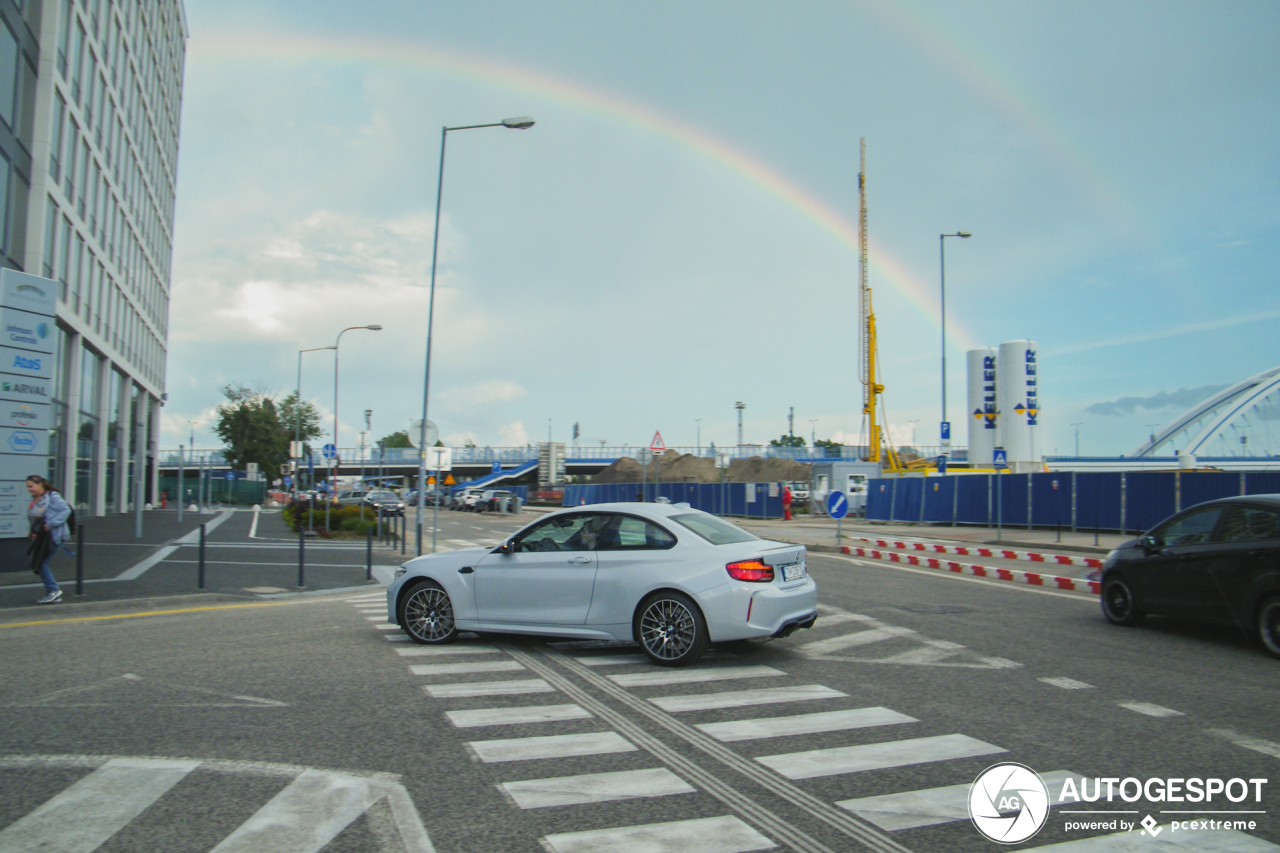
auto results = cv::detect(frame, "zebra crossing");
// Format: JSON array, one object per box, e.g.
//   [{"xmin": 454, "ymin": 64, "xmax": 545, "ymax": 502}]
[{"xmin": 349, "ymin": 590, "xmax": 1280, "ymax": 853}]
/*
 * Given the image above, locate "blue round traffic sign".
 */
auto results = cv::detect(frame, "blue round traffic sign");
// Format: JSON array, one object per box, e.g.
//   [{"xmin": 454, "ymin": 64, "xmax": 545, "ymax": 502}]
[
  {"xmin": 322, "ymin": 443, "xmax": 337, "ymax": 459},
  {"xmin": 827, "ymin": 491, "xmax": 849, "ymax": 519}
]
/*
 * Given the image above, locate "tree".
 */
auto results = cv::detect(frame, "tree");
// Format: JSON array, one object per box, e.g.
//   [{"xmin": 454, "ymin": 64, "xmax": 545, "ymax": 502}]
[
  {"xmin": 378, "ymin": 430, "xmax": 413, "ymax": 449},
  {"xmin": 278, "ymin": 391, "xmax": 324, "ymax": 454},
  {"xmin": 769, "ymin": 434, "xmax": 807, "ymax": 447},
  {"xmin": 814, "ymin": 438, "xmax": 843, "ymax": 457},
  {"xmin": 214, "ymin": 385, "xmax": 290, "ymax": 482}
]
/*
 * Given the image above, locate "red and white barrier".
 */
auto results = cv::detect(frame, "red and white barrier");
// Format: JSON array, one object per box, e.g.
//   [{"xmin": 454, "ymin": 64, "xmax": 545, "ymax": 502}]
[
  {"xmin": 848, "ymin": 537, "xmax": 1105, "ymax": 569},
  {"xmin": 842, "ymin": 546, "xmax": 1101, "ymax": 594}
]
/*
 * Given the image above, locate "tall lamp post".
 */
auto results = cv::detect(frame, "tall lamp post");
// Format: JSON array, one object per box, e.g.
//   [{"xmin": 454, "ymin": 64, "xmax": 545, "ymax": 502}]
[
  {"xmin": 695, "ymin": 418, "xmax": 702, "ymax": 456},
  {"xmin": 295, "ymin": 345, "xmax": 336, "ymax": 500},
  {"xmin": 939, "ymin": 232, "xmax": 970, "ymax": 456},
  {"xmin": 330, "ymin": 325, "xmax": 382, "ymax": 526},
  {"xmin": 416, "ymin": 115, "xmax": 535, "ymax": 555},
  {"xmin": 1071, "ymin": 422, "xmax": 1083, "ymax": 457}
]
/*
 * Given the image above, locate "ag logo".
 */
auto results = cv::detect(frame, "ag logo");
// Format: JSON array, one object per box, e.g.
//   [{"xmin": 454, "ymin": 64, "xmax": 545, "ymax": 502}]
[{"xmin": 969, "ymin": 762, "xmax": 1050, "ymax": 844}]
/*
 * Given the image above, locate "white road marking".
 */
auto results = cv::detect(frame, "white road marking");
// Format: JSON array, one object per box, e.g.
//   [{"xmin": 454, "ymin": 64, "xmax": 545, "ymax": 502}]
[
  {"xmin": 756, "ymin": 733, "xmax": 1006, "ymax": 780},
  {"xmin": 425, "ymin": 680, "xmax": 555, "ymax": 699},
  {"xmin": 375, "ymin": 624, "xmax": 399, "ymax": 631},
  {"xmin": 115, "ymin": 510, "xmax": 234, "ymax": 580},
  {"xmin": 500, "ymin": 767, "xmax": 695, "ymax": 809},
  {"xmin": 408, "ymin": 661, "xmax": 524, "ymax": 676},
  {"xmin": 576, "ymin": 654, "xmax": 649, "ymax": 666},
  {"xmin": 366, "ymin": 616, "xmax": 391, "ymax": 623},
  {"xmin": 800, "ymin": 627, "xmax": 918, "ymax": 656},
  {"xmin": 650, "ymin": 684, "xmax": 846, "ymax": 713},
  {"xmin": 837, "ymin": 770, "xmax": 1085, "ymax": 831},
  {"xmin": 446, "ymin": 703, "xmax": 591, "ymax": 728},
  {"xmin": 445, "ymin": 539, "xmax": 481, "ymax": 548},
  {"xmin": 608, "ymin": 665, "xmax": 784, "ymax": 688},
  {"xmin": 468, "ymin": 731, "xmax": 637, "ymax": 763},
  {"xmin": 346, "ymin": 595, "xmax": 385, "ymax": 603},
  {"xmin": 1119, "ymin": 701, "xmax": 1184, "ymax": 718},
  {"xmin": 384, "ymin": 635, "xmax": 409, "ymax": 642},
  {"xmin": 541, "ymin": 815, "xmax": 775, "ymax": 853},
  {"xmin": 395, "ymin": 646, "xmax": 499, "ymax": 657},
  {"xmin": 812, "ymin": 605, "xmax": 879, "ymax": 627},
  {"xmin": 1207, "ymin": 728, "xmax": 1280, "ymax": 760},
  {"xmin": 1025, "ymin": 829, "xmax": 1280, "ymax": 850},
  {"xmin": 1040, "ymin": 677, "xmax": 1094, "ymax": 690},
  {"xmin": 695, "ymin": 707, "xmax": 917, "ymax": 743},
  {"xmin": 0, "ymin": 757, "xmax": 200, "ymax": 853}
]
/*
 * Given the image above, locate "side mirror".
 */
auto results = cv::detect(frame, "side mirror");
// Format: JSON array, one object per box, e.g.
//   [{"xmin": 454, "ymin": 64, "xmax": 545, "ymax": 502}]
[
  {"xmin": 496, "ymin": 540, "xmax": 513, "ymax": 554},
  {"xmin": 1141, "ymin": 535, "xmax": 1159, "ymax": 553}
]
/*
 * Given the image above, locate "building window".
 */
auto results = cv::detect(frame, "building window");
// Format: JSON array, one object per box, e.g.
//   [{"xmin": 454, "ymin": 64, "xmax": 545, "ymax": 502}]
[
  {"xmin": 42, "ymin": 198, "xmax": 55, "ymax": 278},
  {"xmin": 0, "ymin": 20, "xmax": 18, "ymax": 131},
  {"xmin": 49, "ymin": 94, "xmax": 66, "ymax": 182}
]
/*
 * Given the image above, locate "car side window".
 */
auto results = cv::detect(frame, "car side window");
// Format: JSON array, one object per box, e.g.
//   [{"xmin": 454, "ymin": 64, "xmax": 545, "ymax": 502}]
[
  {"xmin": 514, "ymin": 514, "xmax": 598, "ymax": 552},
  {"xmin": 1154, "ymin": 507, "xmax": 1223, "ymax": 546},
  {"xmin": 1217, "ymin": 506, "xmax": 1280, "ymax": 543},
  {"xmin": 597, "ymin": 516, "xmax": 677, "ymax": 551}
]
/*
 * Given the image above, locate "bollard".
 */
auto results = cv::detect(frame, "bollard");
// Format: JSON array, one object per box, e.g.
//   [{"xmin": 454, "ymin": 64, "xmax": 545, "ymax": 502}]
[
  {"xmin": 297, "ymin": 510, "xmax": 306, "ymax": 588},
  {"xmin": 198, "ymin": 523, "xmax": 207, "ymax": 590},
  {"xmin": 378, "ymin": 504, "xmax": 384, "ymax": 546},
  {"xmin": 75, "ymin": 523, "xmax": 84, "ymax": 597},
  {"xmin": 366, "ymin": 525, "xmax": 373, "ymax": 581}
]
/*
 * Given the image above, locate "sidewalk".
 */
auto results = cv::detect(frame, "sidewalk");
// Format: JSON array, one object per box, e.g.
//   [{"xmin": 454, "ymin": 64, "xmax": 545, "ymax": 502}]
[{"xmin": 736, "ymin": 514, "xmax": 1129, "ymax": 555}]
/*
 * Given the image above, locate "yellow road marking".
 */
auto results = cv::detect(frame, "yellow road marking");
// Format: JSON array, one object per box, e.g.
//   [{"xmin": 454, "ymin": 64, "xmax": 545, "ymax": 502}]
[{"xmin": 0, "ymin": 599, "xmax": 322, "ymax": 629}]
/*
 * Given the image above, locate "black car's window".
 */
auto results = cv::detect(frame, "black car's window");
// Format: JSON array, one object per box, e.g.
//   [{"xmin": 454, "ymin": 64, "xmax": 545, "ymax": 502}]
[
  {"xmin": 514, "ymin": 514, "xmax": 605, "ymax": 552},
  {"xmin": 1217, "ymin": 506, "xmax": 1280, "ymax": 543},
  {"xmin": 669, "ymin": 513, "xmax": 758, "ymax": 545},
  {"xmin": 597, "ymin": 515, "xmax": 677, "ymax": 551},
  {"xmin": 369, "ymin": 491, "xmax": 397, "ymax": 500},
  {"xmin": 1154, "ymin": 507, "xmax": 1223, "ymax": 546}
]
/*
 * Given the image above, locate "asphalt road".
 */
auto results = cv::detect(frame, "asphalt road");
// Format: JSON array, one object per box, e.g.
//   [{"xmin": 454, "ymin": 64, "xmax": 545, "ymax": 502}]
[{"xmin": 0, "ymin": 526, "xmax": 1276, "ymax": 852}]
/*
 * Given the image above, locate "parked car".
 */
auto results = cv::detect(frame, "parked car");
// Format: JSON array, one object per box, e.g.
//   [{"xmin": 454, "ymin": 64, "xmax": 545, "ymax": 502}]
[
  {"xmin": 451, "ymin": 488, "xmax": 484, "ymax": 511},
  {"xmin": 335, "ymin": 490, "xmax": 367, "ymax": 507},
  {"xmin": 387, "ymin": 502, "xmax": 817, "ymax": 666},
  {"xmin": 476, "ymin": 489, "xmax": 514, "ymax": 512},
  {"xmin": 1099, "ymin": 495, "xmax": 1280, "ymax": 657},
  {"xmin": 361, "ymin": 490, "xmax": 406, "ymax": 517}
]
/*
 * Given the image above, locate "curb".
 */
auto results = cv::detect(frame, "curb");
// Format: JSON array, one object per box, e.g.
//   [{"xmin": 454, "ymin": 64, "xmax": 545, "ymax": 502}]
[
  {"xmin": 847, "ymin": 537, "xmax": 1105, "ymax": 569},
  {"xmin": 841, "ymin": 546, "xmax": 1102, "ymax": 595}
]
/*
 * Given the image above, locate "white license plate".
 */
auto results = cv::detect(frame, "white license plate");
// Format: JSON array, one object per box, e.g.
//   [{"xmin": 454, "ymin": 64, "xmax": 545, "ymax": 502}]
[{"xmin": 782, "ymin": 562, "xmax": 806, "ymax": 581}]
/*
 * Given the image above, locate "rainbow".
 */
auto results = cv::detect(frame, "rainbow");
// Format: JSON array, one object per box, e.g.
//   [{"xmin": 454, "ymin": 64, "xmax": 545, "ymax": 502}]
[{"xmin": 190, "ymin": 33, "xmax": 984, "ymax": 351}]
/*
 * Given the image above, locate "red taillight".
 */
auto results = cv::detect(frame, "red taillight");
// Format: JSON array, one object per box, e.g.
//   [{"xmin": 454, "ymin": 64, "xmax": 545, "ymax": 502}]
[{"xmin": 726, "ymin": 559, "xmax": 774, "ymax": 582}]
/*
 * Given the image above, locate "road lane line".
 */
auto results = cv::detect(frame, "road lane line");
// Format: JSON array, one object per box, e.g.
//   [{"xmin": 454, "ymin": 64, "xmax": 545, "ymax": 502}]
[
  {"xmin": 696, "ymin": 708, "xmax": 917, "ymax": 743},
  {"xmin": 0, "ymin": 599, "xmax": 322, "ymax": 629},
  {"xmin": 445, "ymin": 703, "xmax": 591, "ymax": 728},
  {"xmin": 651, "ymin": 685, "xmax": 846, "ymax": 713},
  {"xmin": 1118, "ymin": 701, "xmax": 1184, "ymax": 718},
  {"xmin": 425, "ymin": 679, "xmax": 554, "ymax": 698},
  {"xmin": 115, "ymin": 510, "xmax": 234, "ymax": 580},
  {"xmin": 800, "ymin": 627, "xmax": 918, "ymax": 656},
  {"xmin": 394, "ymin": 646, "xmax": 498, "ymax": 656},
  {"xmin": 1207, "ymin": 728, "xmax": 1280, "ymax": 760},
  {"xmin": 608, "ymin": 665, "xmax": 784, "ymax": 687},
  {"xmin": 1040, "ymin": 677, "xmax": 1094, "ymax": 690},
  {"xmin": 500, "ymin": 767, "xmax": 695, "ymax": 809},
  {"xmin": 576, "ymin": 654, "xmax": 649, "ymax": 666},
  {"xmin": 467, "ymin": 732, "xmax": 637, "ymax": 763},
  {"xmin": 756, "ymin": 733, "xmax": 1006, "ymax": 780},
  {"xmin": 541, "ymin": 815, "xmax": 775, "ymax": 853},
  {"xmin": 0, "ymin": 757, "xmax": 200, "ymax": 852},
  {"xmin": 408, "ymin": 661, "xmax": 523, "ymax": 675},
  {"xmin": 837, "ymin": 770, "xmax": 1085, "ymax": 831}
]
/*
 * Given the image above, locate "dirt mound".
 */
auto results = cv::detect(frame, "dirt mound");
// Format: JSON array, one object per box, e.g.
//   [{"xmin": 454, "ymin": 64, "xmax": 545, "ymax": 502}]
[
  {"xmin": 592, "ymin": 453, "xmax": 809, "ymax": 484},
  {"xmin": 727, "ymin": 456, "xmax": 811, "ymax": 483}
]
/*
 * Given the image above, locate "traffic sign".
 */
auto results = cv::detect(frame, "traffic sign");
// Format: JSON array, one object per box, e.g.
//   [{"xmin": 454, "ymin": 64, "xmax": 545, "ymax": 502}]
[
  {"xmin": 427, "ymin": 475, "xmax": 435, "ymax": 485},
  {"xmin": 650, "ymin": 431, "xmax": 666, "ymax": 452},
  {"xmin": 321, "ymin": 443, "xmax": 336, "ymax": 459},
  {"xmin": 993, "ymin": 449, "xmax": 1008, "ymax": 470},
  {"xmin": 827, "ymin": 491, "xmax": 849, "ymax": 519},
  {"xmin": 940, "ymin": 421, "xmax": 951, "ymax": 441},
  {"xmin": 715, "ymin": 452, "xmax": 731, "ymax": 469},
  {"xmin": 444, "ymin": 474, "xmax": 456, "ymax": 486},
  {"xmin": 224, "ymin": 471, "xmax": 235, "ymax": 481},
  {"xmin": 406, "ymin": 420, "xmax": 438, "ymax": 448},
  {"xmin": 425, "ymin": 446, "xmax": 452, "ymax": 471},
  {"xmin": 492, "ymin": 462, "xmax": 501, "ymax": 473},
  {"xmin": 937, "ymin": 455, "xmax": 948, "ymax": 475}
]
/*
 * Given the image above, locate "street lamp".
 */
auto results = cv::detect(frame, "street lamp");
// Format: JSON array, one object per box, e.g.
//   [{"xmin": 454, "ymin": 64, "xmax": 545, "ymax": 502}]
[
  {"xmin": 417, "ymin": 115, "xmax": 535, "ymax": 555},
  {"xmin": 1071, "ymin": 422, "xmax": 1083, "ymax": 457},
  {"xmin": 331, "ymin": 325, "xmax": 382, "ymax": 514},
  {"xmin": 809, "ymin": 418, "xmax": 818, "ymax": 447},
  {"xmin": 940, "ymin": 232, "xmax": 970, "ymax": 454},
  {"xmin": 295, "ymin": 345, "xmax": 336, "ymax": 500},
  {"xmin": 695, "ymin": 418, "xmax": 702, "ymax": 456}
]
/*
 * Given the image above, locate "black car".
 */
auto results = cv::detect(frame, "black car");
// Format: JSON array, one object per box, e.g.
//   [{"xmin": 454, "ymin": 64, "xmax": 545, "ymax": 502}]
[
  {"xmin": 1100, "ymin": 494, "xmax": 1280, "ymax": 657},
  {"xmin": 361, "ymin": 490, "xmax": 406, "ymax": 517}
]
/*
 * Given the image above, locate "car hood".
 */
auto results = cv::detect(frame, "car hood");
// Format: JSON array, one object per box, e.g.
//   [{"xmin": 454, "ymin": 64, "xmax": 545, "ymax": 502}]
[{"xmin": 403, "ymin": 546, "xmax": 491, "ymax": 573}]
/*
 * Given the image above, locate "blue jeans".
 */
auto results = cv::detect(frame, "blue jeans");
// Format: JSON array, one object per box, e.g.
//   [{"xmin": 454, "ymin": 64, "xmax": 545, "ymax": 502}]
[{"xmin": 37, "ymin": 558, "xmax": 58, "ymax": 593}]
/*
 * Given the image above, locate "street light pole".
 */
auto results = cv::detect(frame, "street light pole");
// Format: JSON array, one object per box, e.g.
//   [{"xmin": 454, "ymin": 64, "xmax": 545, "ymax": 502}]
[
  {"xmin": 416, "ymin": 115, "xmax": 535, "ymax": 555},
  {"xmin": 695, "ymin": 418, "xmax": 702, "ymax": 456},
  {"xmin": 939, "ymin": 232, "xmax": 971, "ymax": 455},
  {"xmin": 330, "ymin": 325, "xmax": 382, "ymax": 528},
  {"xmin": 296, "ymin": 345, "xmax": 334, "ymax": 500},
  {"xmin": 1071, "ymin": 422, "xmax": 1083, "ymax": 457}
]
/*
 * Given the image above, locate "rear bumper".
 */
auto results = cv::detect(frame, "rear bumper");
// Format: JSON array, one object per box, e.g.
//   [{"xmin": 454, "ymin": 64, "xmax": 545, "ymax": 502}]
[{"xmin": 704, "ymin": 577, "xmax": 818, "ymax": 642}]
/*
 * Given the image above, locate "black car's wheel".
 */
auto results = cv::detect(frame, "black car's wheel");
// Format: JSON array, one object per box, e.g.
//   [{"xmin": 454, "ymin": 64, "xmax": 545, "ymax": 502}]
[
  {"xmin": 398, "ymin": 580, "xmax": 458, "ymax": 644},
  {"xmin": 1256, "ymin": 596, "xmax": 1280, "ymax": 659},
  {"xmin": 634, "ymin": 591, "xmax": 708, "ymax": 667},
  {"xmin": 1101, "ymin": 574, "xmax": 1145, "ymax": 627}
]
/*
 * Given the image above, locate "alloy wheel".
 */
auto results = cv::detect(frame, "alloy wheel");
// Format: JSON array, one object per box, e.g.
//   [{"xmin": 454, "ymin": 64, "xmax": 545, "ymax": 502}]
[
  {"xmin": 404, "ymin": 586, "xmax": 455, "ymax": 642},
  {"xmin": 640, "ymin": 598, "xmax": 696, "ymax": 661}
]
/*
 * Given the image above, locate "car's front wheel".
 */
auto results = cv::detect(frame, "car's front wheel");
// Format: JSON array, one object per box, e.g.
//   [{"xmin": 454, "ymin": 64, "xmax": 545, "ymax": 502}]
[
  {"xmin": 399, "ymin": 580, "xmax": 458, "ymax": 644},
  {"xmin": 1256, "ymin": 596, "xmax": 1280, "ymax": 659},
  {"xmin": 634, "ymin": 591, "xmax": 708, "ymax": 667},
  {"xmin": 1101, "ymin": 574, "xmax": 1145, "ymax": 627}
]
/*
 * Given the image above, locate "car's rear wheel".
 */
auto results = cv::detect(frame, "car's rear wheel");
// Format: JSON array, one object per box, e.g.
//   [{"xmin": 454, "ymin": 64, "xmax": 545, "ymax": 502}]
[
  {"xmin": 1256, "ymin": 596, "xmax": 1280, "ymax": 659},
  {"xmin": 1101, "ymin": 574, "xmax": 1145, "ymax": 627},
  {"xmin": 634, "ymin": 591, "xmax": 708, "ymax": 667},
  {"xmin": 399, "ymin": 580, "xmax": 458, "ymax": 644}
]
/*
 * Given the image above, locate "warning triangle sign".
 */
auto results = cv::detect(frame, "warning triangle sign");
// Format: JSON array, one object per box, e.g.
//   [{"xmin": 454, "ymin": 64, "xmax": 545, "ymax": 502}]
[
  {"xmin": 427, "ymin": 476, "xmax": 436, "ymax": 485},
  {"xmin": 444, "ymin": 474, "xmax": 456, "ymax": 485},
  {"xmin": 650, "ymin": 431, "xmax": 666, "ymax": 452}
]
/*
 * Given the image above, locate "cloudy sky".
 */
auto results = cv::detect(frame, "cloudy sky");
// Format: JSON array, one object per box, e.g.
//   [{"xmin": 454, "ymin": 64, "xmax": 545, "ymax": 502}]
[{"xmin": 164, "ymin": 1, "xmax": 1280, "ymax": 459}]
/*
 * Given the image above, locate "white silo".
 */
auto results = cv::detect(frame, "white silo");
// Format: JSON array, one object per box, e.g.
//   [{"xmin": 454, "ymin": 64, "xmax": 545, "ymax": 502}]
[
  {"xmin": 966, "ymin": 348, "xmax": 998, "ymax": 467},
  {"xmin": 997, "ymin": 340, "xmax": 1039, "ymax": 468}
]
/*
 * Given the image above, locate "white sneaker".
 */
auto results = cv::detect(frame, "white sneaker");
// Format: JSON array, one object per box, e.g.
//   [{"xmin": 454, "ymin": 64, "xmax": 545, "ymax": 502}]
[{"xmin": 36, "ymin": 590, "xmax": 62, "ymax": 604}]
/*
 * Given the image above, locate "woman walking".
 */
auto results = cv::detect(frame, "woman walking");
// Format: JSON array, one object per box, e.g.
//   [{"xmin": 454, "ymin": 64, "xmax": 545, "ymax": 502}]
[{"xmin": 26, "ymin": 475, "xmax": 70, "ymax": 604}]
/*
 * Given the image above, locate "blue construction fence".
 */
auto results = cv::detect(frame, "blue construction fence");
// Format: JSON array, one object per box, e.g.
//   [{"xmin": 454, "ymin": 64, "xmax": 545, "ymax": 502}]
[
  {"xmin": 865, "ymin": 471, "xmax": 1280, "ymax": 534},
  {"xmin": 562, "ymin": 482, "xmax": 786, "ymax": 519}
]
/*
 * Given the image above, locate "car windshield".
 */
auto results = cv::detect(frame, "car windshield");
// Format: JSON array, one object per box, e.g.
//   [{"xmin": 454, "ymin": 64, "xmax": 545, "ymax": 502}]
[
  {"xmin": 669, "ymin": 513, "xmax": 759, "ymax": 545},
  {"xmin": 369, "ymin": 491, "xmax": 398, "ymax": 500}
]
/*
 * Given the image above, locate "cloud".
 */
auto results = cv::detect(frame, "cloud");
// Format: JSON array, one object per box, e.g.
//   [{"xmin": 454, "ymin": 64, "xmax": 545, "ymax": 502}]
[
  {"xmin": 1047, "ymin": 311, "xmax": 1280, "ymax": 356},
  {"xmin": 1086, "ymin": 385, "xmax": 1227, "ymax": 417},
  {"xmin": 435, "ymin": 380, "xmax": 529, "ymax": 411},
  {"xmin": 498, "ymin": 421, "xmax": 530, "ymax": 446}
]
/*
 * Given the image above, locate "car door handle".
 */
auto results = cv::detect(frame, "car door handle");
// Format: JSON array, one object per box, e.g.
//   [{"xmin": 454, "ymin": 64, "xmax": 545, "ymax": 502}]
[
  {"xmin": 567, "ymin": 556, "xmax": 592, "ymax": 564},
  {"xmin": 458, "ymin": 566, "xmax": 474, "ymax": 574}
]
